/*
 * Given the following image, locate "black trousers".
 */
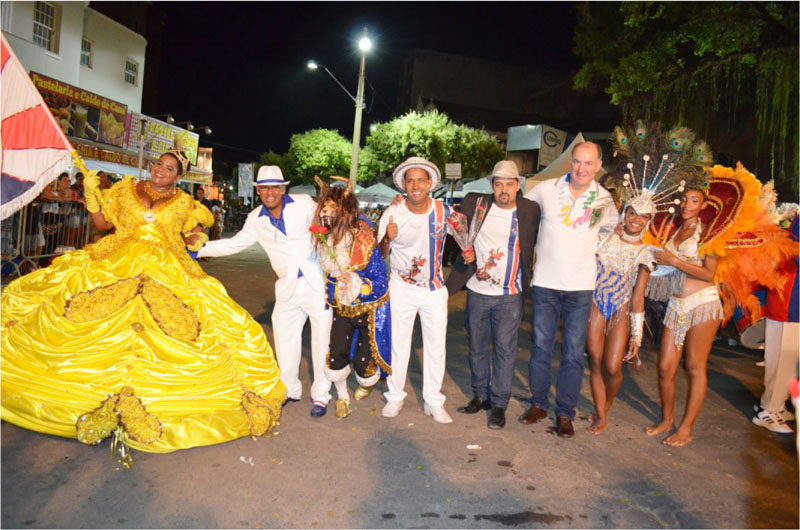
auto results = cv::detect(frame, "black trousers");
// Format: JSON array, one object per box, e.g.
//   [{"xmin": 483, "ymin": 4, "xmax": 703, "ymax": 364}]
[{"xmin": 329, "ymin": 311, "xmax": 375, "ymax": 378}]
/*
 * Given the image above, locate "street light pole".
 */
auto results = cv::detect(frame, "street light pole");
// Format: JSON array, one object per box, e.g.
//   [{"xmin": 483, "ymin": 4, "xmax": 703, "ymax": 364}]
[{"xmin": 349, "ymin": 27, "xmax": 369, "ymax": 189}]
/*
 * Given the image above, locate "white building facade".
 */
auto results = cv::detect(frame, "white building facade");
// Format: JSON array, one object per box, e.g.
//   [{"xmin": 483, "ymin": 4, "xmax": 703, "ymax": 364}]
[{"xmin": 2, "ymin": 1, "xmax": 146, "ymax": 112}]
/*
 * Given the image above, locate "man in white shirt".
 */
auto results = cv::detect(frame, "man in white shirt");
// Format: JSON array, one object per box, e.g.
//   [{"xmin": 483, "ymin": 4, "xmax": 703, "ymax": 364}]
[
  {"xmin": 378, "ymin": 157, "xmax": 454, "ymax": 424},
  {"xmin": 445, "ymin": 161, "xmax": 541, "ymax": 430},
  {"xmin": 519, "ymin": 142, "xmax": 618, "ymax": 437},
  {"xmin": 198, "ymin": 166, "xmax": 333, "ymax": 418}
]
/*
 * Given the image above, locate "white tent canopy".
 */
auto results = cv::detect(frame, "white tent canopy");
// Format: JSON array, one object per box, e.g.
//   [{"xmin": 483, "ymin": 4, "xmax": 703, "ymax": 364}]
[
  {"xmin": 358, "ymin": 182, "xmax": 398, "ymax": 205},
  {"xmin": 289, "ymin": 184, "xmax": 316, "ymax": 197}
]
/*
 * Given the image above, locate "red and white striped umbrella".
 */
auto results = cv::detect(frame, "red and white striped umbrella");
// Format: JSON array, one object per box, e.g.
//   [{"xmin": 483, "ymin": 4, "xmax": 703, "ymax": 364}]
[{"xmin": 1, "ymin": 33, "xmax": 77, "ymax": 220}]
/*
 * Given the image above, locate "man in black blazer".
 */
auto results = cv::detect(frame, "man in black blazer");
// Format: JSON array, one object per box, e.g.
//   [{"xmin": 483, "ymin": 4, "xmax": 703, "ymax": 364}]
[{"xmin": 445, "ymin": 161, "xmax": 540, "ymax": 429}]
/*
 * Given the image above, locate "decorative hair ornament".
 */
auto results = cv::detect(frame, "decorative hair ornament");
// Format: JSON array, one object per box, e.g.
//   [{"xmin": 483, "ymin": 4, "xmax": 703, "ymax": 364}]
[
  {"xmin": 165, "ymin": 148, "xmax": 190, "ymax": 175},
  {"xmin": 612, "ymin": 122, "xmax": 712, "ymax": 219}
]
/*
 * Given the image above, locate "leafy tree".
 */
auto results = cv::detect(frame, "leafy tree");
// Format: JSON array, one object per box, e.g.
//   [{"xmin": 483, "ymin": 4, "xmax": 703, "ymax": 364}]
[
  {"xmin": 573, "ymin": 2, "xmax": 798, "ymax": 195},
  {"xmin": 257, "ymin": 150, "xmax": 293, "ymax": 180},
  {"xmin": 287, "ymin": 128, "xmax": 351, "ymax": 182},
  {"xmin": 359, "ymin": 110, "xmax": 505, "ymax": 181}
]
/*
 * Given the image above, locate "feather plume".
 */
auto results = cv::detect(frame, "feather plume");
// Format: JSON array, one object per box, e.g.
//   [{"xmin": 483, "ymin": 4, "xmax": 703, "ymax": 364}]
[
  {"xmin": 611, "ymin": 126, "xmax": 631, "ymax": 158},
  {"xmin": 665, "ymin": 126, "xmax": 696, "ymax": 154}
]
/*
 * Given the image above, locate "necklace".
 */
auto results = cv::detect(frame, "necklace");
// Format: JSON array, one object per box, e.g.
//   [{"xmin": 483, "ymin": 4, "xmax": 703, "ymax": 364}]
[
  {"xmin": 143, "ymin": 181, "xmax": 175, "ymax": 201},
  {"xmin": 620, "ymin": 230, "xmax": 643, "ymax": 243}
]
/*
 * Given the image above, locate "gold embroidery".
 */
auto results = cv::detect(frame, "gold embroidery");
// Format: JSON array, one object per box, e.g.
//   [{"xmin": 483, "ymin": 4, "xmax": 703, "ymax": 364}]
[
  {"xmin": 86, "ymin": 180, "xmax": 209, "ymax": 279},
  {"xmin": 241, "ymin": 389, "xmax": 282, "ymax": 437},
  {"xmin": 64, "ymin": 277, "xmax": 142, "ymax": 323},
  {"xmin": 64, "ymin": 275, "xmax": 200, "ymax": 341},
  {"xmin": 140, "ymin": 277, "xmax": 200, "ymax": 341}
]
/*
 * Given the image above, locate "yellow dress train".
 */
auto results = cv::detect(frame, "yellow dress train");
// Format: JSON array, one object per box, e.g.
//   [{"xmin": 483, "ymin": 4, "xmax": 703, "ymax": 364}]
[{"xmin": 1, "ymin": 179, "xmax": 286, "ymax": 453}]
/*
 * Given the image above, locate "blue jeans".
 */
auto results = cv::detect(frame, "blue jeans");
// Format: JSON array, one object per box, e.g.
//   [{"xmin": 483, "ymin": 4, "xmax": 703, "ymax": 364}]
[
  {"xmin": 466, "ymin": 290, "xmax": 523, "ymax": 410},
  {"xmin": 528, "ymin": 286, "xmax": 593, "ymax": 420}
]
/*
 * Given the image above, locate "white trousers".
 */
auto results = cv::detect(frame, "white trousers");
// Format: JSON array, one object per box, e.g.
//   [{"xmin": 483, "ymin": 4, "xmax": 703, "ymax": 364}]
[
  {"xmin": 761, "ymin": 318, "xmax": 799, "ymax": 412},
  {"xmin": 272, "ymin": 276, "xmax": 333, "ymax": 404},
  {"xmin": 384, "ymin": 278, "xmax": 448, "ymax": 407}
]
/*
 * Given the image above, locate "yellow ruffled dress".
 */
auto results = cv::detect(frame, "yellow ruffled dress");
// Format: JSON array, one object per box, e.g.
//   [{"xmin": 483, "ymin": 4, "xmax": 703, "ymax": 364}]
[{"xmin": 1, "ymin": 179, "xmax": 286, "ymax": 453}]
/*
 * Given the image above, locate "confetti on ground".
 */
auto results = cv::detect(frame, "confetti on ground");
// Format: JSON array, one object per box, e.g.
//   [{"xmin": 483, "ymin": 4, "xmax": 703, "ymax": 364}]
[
  {"xmin": 655, "ymin": 492, "xmax": 663, "ymax": 496},
  {"xmin": 417, "ymin": 465, "xmax": 424, "ymax": 470},
  {"xmin": 239, "ymin": 456, "xmax": 254, "ymax": 466},
  {"xmin": 446, "ymin": 498, "xmax": 452, "ymax": 503},
  {"xmin": 347, "ymin": 510, "xmax": 355, "ymax": 515},
  {"xmin": 244, "ymin": 493, "xmax": 252, "ymax": 499},
  {"xmin": 466, "ymin": 444, "xmax": 482, "ymax": 450},
  {"xmin": 328, "ymin": 511, "xmax": 334, "ymax": 517},
  {"xmin": 352, "ymin": 427, "xmax": 357, "ymax": 431},
  {"xmin": 408, "ymin": 423, "xmax": 414, "ymax": 426}
]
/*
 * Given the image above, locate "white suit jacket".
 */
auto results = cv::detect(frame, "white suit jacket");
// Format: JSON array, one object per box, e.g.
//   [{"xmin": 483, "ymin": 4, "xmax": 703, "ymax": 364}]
[{"xmin": 198, "ymin": 194, "xmax": 323, "ymax": 301}]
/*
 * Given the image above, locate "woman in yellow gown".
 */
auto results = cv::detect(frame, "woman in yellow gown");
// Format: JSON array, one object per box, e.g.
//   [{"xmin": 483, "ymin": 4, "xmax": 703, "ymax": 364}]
[{"xmin": 1, "ymin": 150, "xmax": 286, "ymax": 455}]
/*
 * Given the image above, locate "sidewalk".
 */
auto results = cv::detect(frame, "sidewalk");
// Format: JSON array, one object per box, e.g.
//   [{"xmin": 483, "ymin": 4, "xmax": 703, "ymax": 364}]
[{"xmin": 2, "ymin": 242, "xmax": 797, "ymax": 528}]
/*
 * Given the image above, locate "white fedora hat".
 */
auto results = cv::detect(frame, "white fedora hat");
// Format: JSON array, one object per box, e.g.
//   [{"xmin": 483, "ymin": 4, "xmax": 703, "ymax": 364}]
[
  {"xmin": 254, "ymin": 166, "xmax": 288, "ymax": 187},
  {"xmin": 392, "ymin": 157, "xmax": 441, "ymax": 191},
  {"xmin": 485, "ymin": 160, "xmax": 524, "ymax": 184}
]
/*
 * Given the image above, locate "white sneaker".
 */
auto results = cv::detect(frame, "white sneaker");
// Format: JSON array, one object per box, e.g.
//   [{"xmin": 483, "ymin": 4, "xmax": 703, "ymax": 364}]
[
  {"xmin": 755, "ymin": 403, "xmax": 796, "ymax": 421},
  {"xmin": 752, "ymin": 409, "xmax": 793, "ymax": 434},
  {"xmin": 382, "ymin": 401, "xmax": 403, "ymax": 418},
  {"xmin": 424, "ymin": 403, "xmax": 453, "ymax": 424}
]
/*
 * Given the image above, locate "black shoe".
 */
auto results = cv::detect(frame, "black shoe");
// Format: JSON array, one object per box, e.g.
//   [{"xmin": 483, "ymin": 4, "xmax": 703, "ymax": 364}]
[
  {"xmin": 282, "ymin": 397, "xmax": 300, "ymax": 407},
  {"xmin": 488, "ymin": 407, "xmax": 506, "ymax": 429},
  {"xmin": 457, "ymin": 396, "xmax": 491, "ymax": 414}
]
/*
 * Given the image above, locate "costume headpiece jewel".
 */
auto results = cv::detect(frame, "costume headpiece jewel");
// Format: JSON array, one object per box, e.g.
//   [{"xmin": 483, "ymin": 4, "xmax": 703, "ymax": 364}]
[
  {"xmin": 612, "ymin": 121, "xmax": 713, "ymax": 217},
  {"xmin": 165, "ymin": 148, "xmax": 189, "ymax": 175}
]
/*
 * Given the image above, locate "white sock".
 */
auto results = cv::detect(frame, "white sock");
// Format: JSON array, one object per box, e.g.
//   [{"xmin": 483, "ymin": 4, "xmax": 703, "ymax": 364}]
[{"xmin": 334, "ymin": 379, "xmax": 349, "ymax": 400}]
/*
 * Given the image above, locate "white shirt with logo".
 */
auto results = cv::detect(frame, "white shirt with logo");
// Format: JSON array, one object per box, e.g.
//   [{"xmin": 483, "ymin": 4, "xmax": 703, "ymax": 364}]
[
  {"xmin": 466, "ymin": 204, "xmax": 521, "ymax": 296},
  {"xmin": 525, "ymin": 174, "xmax": 618, "ymax": 291},
  {"xmin": 378, "ymin": 199, "xmax": 451, "ymax": 290}
]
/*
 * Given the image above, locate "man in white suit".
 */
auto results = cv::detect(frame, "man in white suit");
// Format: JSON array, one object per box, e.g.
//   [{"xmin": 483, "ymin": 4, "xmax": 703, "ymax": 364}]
[{"xmin": 198, "ymin": 166, "xmax": 333, "ymax": 417}]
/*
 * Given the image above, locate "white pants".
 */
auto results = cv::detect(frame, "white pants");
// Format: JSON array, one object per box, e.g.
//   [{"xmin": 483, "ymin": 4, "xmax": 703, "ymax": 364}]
[
  {"xmin": 384, "ymin": 278, "xmax": 448, "ymax": 407},
  {"xmin": 761, "ymin": 318, "xmax": 800, "ymax": 412},
  {"xmin": 272, "ymin": 276, "xmax": 333, "ymax": 404}
]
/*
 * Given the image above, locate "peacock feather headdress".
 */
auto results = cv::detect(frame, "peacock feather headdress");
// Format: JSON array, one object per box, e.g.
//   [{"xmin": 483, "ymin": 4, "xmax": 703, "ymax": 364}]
[{"xmin": 611, "ymin": 121, "xmax": 713, "ymax": 217}]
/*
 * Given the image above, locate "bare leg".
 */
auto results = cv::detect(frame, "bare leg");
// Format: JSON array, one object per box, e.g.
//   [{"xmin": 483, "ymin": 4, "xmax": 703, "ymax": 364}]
[
  {"xmin": 663, "ymin": 318, "xmax": 720, "ymax": 447},
  {"xmin": 646, "ymin": 326, "xmax": 682, "ymax": 436},
  {"xmin": 587, "ymin": 306, "xmax": 607, "ymax": 433},
  {"xmin": 601, "ymin": 310, "xmax": 629, "ymax": 421}
]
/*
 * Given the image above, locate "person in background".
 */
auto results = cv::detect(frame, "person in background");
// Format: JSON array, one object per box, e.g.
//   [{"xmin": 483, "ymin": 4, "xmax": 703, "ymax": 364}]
[{"xmin": 753, "ymin": 215, "xmax": 798, "ymax": 433}]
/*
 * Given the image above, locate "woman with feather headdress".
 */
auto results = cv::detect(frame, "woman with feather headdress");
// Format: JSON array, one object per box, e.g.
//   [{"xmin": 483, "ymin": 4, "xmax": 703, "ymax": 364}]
[{"xmin": 639, "ymin": 126, "xmax": 797, "ymax": 447}]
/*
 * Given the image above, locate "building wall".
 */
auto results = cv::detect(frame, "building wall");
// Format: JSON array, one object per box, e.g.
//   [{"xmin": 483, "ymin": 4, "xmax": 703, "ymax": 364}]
[
  {"xmin": 3, "ymin": 1, "xmax": 87, "ymax": 86},
  {"xmin": 1, "ymin": 2, "xmax": 146, "ymax": 112},
  {"xmin": 80, "ymin": 8, "xmax": 146, "ymax": 112}
]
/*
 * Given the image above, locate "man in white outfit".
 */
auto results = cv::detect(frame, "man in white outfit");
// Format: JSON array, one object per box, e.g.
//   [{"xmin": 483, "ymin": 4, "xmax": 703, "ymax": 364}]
[
  {"xmin": 198, "ymin": 166, "xmax": 333, "ymax": 417},
  {"xmin": 378, "ymin": 157, "xmax": 454, "ymax": 424}
]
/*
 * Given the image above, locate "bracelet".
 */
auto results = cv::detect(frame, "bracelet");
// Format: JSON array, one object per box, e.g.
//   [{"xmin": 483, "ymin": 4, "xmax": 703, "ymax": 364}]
[
  {"xmin": 186, "ymin": 232, "xmax": 209, "ymax": 252},
  {"xmin": 629, "ymin": 312, "xmax": 644, "ymax": 347}
]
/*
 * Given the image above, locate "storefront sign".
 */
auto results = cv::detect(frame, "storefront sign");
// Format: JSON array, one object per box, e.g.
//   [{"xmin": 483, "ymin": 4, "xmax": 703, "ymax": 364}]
[
  {"xmin": 124, "ymin": 112, "xmax": 199, "ymax": 165},
  {"xmin": 538, "ymin": 125, "xmax": 568, "ymax": 169},
  {"xmin": 73, "ymin": 142, "xmax": 141, "ymax": 168},
  {"xmin": 30, "ymin": 72, "xmax": 127, "ymax": 147}
]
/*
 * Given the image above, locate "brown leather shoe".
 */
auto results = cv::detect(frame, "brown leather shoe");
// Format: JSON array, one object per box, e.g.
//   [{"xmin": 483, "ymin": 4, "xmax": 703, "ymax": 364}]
[
  {"xmin": 518, "ymin": 405, "xmax": 547, "ymax": 424},
  {"xmin": 556, "ymin": 416, "xmax": 575, "ymax": 438}
]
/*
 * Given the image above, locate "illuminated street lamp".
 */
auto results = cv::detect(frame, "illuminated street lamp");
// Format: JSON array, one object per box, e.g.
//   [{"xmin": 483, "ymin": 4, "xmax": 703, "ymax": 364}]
[{"xmin": 308, "ymin": 27, "xmax": 371, "ymax": 188}]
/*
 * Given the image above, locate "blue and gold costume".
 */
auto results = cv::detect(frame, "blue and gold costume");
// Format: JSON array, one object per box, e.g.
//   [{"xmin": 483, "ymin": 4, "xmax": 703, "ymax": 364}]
[
  {"xmin": 319, "ymin": 218, "xmax": 391, "ymax": 385},
  {"xmin": 593, "ymin": 232, "xmax": 656, "ymax": 328}
]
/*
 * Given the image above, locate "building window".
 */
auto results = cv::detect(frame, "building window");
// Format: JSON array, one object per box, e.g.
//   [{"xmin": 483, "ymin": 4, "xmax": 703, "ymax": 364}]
[
  {"xmin": 32, "ymin": 1, "xmax": 60, "ymax": 53},
  {"xmin": 124, "ymin": 59, "xmax": 138, "ymax": 86},
  {"xmin": 80, "ymin": 38, "xmax": 93, "ymax": 68}
]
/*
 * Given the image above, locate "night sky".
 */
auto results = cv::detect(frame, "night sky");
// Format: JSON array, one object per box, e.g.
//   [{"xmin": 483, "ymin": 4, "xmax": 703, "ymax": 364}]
[{"xmin": 157, "ymin": 2, "xmax": 580, "ymax": 164}]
